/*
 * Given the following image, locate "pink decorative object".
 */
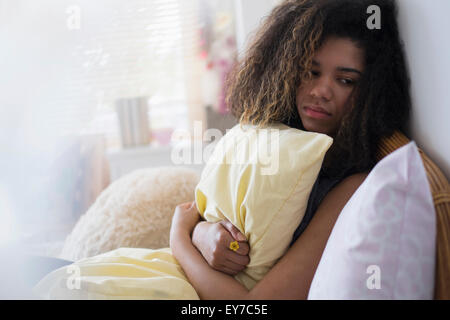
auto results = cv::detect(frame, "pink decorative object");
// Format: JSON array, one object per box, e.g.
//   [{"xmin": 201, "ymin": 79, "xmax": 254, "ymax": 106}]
[
  {"xmin": 198, "ymin": 5, "xmax": 237, "ymax": 116},
  {"xmin": 151, "ymin": 128, "xmax": 173, "ymax": 146},
  {"xmin": 308, "ymin": 141, "xmax": 436, "ymax": 300}
]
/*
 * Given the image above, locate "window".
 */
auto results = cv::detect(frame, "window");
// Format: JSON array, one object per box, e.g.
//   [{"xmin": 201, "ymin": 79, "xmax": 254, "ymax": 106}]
[{"xmin": 6, "ymin": 0, "xmax": 204, "ymax": 149}]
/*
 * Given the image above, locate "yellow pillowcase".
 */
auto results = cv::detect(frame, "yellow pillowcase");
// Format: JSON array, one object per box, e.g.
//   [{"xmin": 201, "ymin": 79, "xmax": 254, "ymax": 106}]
[{"xmin": 195, "ymin": 123, "xmax": 333, "ymax": 289}]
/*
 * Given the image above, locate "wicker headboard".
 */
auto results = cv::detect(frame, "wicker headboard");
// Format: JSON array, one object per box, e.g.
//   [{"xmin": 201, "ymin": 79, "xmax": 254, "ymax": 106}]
[{"xmin": 376, "ymin": 130, "xmax": 450, "ymax": 300}]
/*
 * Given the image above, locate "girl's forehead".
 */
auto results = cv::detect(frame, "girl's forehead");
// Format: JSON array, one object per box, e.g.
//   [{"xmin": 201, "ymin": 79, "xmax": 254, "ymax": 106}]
[{"xmin": 314, "ymin": 37, "xmax": 365, "ymax": 71}]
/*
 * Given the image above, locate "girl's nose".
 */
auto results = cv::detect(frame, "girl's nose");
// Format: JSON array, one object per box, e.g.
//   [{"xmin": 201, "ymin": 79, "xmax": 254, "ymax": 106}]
[{"xmin": 309, "ymin": 78, "xmax": 332, "ymax": 101}]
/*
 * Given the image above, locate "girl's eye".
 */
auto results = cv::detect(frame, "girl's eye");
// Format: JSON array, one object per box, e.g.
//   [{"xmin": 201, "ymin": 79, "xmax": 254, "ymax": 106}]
[
  {"xmin": 339, "ymin": 78, "xmax": 355, "ymax": 85},
  {"xmin": 309, "ymin": 71, "xmax": 356, "ymax": 86}
]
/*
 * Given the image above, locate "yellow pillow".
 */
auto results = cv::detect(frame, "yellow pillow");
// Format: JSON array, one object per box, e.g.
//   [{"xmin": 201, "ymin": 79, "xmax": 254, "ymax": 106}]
[{"xmin": 195, "ymin": 122, "xmax": 333, "ymax": 289}]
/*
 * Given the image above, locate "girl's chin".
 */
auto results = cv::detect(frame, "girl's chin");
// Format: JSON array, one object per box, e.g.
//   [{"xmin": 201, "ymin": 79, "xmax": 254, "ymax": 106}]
[
  {"xmin": 300, "ymin": 116, "xmax": 337, "ymax": 136},
  {"xmin": 302, "ymin": 122, "xmax": 331, "ymax": 136}
]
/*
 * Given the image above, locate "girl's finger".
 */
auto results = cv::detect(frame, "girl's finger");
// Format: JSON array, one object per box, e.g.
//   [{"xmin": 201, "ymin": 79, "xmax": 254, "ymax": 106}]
[
  {"xmin": 225, "ymin": 251, "xmax": 250, "ymax": 266},
  {"xmin": 219, "ymin": 220, "xmax": 247, "ymax": 242}
]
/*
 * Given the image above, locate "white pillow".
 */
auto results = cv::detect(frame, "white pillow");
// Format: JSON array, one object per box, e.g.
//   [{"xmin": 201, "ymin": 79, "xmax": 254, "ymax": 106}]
[{"xmin": 308, "ymin": 141, "xmax": 436, "ymax": 299}]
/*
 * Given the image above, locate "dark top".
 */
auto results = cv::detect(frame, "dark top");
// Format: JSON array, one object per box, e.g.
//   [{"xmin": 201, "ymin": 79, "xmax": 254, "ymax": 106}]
[{"xmin": 290, "ymin": 166, "xmax": 356, "ymax": 246}]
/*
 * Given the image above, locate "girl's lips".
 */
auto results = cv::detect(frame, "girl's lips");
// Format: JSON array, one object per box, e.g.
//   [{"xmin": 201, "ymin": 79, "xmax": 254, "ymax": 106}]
[{"xmin": 303, "ymin": 106, "xmax": 332, "ymax": 119}]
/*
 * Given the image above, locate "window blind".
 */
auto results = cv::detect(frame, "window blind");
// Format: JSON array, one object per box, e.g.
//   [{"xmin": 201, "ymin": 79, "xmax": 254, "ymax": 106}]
[{"xmin": 7, "ymin": 0, "xmax": 203, "ymax": 149}]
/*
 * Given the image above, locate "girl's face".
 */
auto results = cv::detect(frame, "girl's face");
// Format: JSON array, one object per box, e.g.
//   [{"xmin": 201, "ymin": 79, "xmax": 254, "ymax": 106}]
[{"xmin": 296, "ymin": 36, "xmax": 365, "ymax": 137}]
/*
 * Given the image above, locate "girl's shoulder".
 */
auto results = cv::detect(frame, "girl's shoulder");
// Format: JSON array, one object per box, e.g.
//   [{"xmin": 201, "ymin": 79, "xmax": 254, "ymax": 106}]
[{"xmin": 321, "ymin": 171, "xmax": 369, "ymax": 210}]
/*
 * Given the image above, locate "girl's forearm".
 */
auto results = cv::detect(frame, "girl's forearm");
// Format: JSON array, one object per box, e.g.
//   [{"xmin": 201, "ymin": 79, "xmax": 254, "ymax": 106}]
[{"xmin": 170, "ymin": 228, "xmax": 250, "ymax": 300}]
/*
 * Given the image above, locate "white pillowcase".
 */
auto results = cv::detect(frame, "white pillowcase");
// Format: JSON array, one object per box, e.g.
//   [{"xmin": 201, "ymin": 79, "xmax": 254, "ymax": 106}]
[{"xmin": 308, "ymin": 141, "xmax": 436, "ymax": 300}]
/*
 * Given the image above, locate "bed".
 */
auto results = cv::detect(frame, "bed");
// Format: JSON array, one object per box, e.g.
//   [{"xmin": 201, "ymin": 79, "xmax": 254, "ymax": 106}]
[{"xmin": 20, "ymin": 128, "xmax": 450, "ymax": 300}]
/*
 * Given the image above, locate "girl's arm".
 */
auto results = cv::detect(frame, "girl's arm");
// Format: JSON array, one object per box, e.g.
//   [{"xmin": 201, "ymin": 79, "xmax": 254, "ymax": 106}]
[
  {"xmin": 170, "ymin": 172, "xmax": 368, "ymax": 300},
  {"xmin": 170, "ymin": 224, "xmax": 250, "ymax": 299},
  {"xmin": 169, "ymin": 202, "xmax": 249, "ymax": 299}
]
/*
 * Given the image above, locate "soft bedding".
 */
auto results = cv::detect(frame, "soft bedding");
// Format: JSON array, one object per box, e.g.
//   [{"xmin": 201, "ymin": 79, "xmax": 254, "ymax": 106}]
[{"xmin": 33, "ymin": 123, "xmax": 332, "ymax": 299}]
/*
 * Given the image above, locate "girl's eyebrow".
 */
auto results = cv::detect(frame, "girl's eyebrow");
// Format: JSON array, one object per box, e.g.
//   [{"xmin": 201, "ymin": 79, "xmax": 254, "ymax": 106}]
[{"xmin": 312, "ymin": 60, "xmax": 362, "ymax": 76}]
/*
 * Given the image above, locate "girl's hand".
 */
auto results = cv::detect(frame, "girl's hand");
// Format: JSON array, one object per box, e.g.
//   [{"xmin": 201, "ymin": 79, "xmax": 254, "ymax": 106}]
[
  {"xmin": 191, "ymin": 219, "xmax": 250, "ymax": 276},
  {"xmin": 170, "ymin": 201, "xmax": 200, "ymax": 237}
]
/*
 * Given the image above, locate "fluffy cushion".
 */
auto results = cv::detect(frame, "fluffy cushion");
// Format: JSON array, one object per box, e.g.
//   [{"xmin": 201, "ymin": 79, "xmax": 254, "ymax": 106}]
[
  {"xmin": 195, "ymin": 123, "xmax": 333, "ymax": 289},
  {"xmin": 308, "ymin": 141, "xmax": 436, "ymax": 300},
  {"xmin": 60, "ymin": 166, "xmax": 199, "ymax": 261}
]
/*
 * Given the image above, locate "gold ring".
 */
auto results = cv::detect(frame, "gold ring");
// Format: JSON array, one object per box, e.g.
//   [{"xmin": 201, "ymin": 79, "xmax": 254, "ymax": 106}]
[{"xmin": 229, "ymin": 240, "xmax": 239, "ymax": 252}]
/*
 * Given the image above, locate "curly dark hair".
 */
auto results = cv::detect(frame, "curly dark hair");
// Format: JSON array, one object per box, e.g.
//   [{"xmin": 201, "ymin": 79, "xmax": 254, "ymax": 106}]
[{"xmin": 225, "ymin": 0, "xmax": 411, "ymax": 178}]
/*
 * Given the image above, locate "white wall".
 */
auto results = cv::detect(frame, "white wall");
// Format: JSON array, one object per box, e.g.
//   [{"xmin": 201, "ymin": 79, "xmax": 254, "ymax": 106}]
[
  {"xmin": 234, "ymin": 0, "xmax": 450, "ymax": 180},
  {"xmin": 397, "ymin": 0, "xmax": 450, "ymax": 180},
  {"xmin": 233, "ymin": 0, "xmax": 282, "ymax": 58}
]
